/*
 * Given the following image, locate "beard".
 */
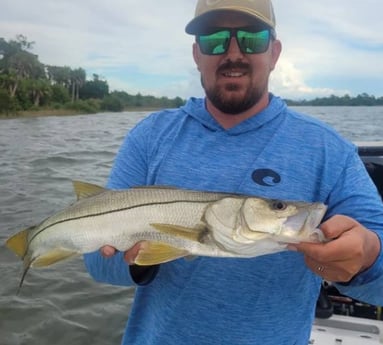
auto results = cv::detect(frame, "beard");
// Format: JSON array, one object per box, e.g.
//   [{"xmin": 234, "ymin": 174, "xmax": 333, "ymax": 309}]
[{"xmin": 201, "ymin": 61, "xmax": 264, "ymax": 115}]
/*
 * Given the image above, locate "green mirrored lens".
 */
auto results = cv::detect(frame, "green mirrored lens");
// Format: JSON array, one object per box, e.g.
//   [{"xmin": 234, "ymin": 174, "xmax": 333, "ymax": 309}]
[
  {"xmin": 237, "ymin": 30, "xmax": 270, "ymax": 54},
  {"xmin": 198, "ymin": 30, "xmax": 230, "ymax": 55},
  {"xmin": 197, "ymin": 28, "xmax": 271, "ymax": 55}
]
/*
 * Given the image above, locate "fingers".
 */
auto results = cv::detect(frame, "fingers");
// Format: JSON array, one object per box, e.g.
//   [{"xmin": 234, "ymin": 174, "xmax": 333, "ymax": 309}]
[
  {"xmin": 288, "ymin": 215, "xmax": 381, "ymax": 282},
  {"xmin": 301, "ymin": 253, "xmax": 360, "ymax": 282},
  {"xmin": 123, "ymin": 242, "xmax": 145, "ymax": 265},
  {"xmin": 320, "ymin": 215, "xmax": 357, "ymax": 240},
  {"xmin": 291, "ymin": 215, "xmax": 360, "ymax": 261},
  {"xmin": 99, "ymin": 242, "xmax": 146, "ymax": 265},
  {"xmin": 100, "ymin": 245, "xmax": 117, "ymax": 257},
  {"xmin": 292, "ymin": 231, "xmax": 360, "ymax": 262}
]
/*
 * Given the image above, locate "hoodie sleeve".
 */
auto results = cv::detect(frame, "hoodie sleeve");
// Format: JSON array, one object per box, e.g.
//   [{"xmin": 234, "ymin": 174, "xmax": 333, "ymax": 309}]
[
  {"xmin": 83, "ymin": 251, "xmax": 134, "ymax": 286},
  {"xmin": 326, "ymin": 150, "xmax": 383, "ymax": 305},
  {"xmin": 83, "ymin": 116, "xmax": 159, "ymax": 286}
]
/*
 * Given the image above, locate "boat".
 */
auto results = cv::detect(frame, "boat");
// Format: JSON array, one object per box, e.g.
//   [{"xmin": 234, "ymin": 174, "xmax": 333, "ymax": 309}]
[{"xmin": 310, "ymin": 141, "xmax": 383, "ymax": 344}]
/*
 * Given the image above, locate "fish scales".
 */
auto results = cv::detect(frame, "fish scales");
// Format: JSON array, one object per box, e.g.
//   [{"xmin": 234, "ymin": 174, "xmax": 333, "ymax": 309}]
[{"xmin": 27, "ymin": 188, "xmax": 228, "ymax": 255}]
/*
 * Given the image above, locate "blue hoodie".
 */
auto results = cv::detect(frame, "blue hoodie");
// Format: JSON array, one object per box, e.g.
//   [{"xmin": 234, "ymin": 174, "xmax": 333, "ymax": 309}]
[{"xmin": 84, "ymin": 95, "xmax": 383, "ymax": 345}]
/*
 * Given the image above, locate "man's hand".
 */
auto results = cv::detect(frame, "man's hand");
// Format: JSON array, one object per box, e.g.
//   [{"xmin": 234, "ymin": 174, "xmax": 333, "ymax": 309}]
[
  {"xmin": 100, "ymin": 242, "xmax": 158, "ymax": 284},
  {"xmin": 289, "ymin": 215, "xmax": 381, "ymax": 282},
  {"xmin": 100, "ymin": 242, "xmax": 145, "ymax": 265}
]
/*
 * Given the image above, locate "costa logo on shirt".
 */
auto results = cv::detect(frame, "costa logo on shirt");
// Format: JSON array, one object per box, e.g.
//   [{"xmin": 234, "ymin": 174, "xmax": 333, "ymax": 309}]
[{"xmin": 252, "ymin": 169, "xmax": 281, "ymax": 187}]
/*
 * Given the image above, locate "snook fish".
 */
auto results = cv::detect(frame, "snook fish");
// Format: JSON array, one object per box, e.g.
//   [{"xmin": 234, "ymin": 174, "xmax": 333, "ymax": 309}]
[{"xmin": 6, "ymin": 181, "xmax": 327, "ymax": 288}]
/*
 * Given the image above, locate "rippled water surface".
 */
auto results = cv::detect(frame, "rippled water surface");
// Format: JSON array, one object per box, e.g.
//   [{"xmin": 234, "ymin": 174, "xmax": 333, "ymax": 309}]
[{"xmin": 0, "ymin": 107, "xmax": 382, "ymax": 345}]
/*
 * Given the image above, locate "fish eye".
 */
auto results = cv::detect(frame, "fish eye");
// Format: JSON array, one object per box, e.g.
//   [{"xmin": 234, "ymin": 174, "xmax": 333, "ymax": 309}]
[{"xmin": 271, "ymin": 201, "xmax": 287, "ymax": 211}]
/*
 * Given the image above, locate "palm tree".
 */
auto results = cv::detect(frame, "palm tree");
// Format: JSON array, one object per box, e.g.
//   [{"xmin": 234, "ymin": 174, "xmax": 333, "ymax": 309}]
[
  {"xmin": 24, "ymin": 78, "xmax": 52, "ymax": 106},
  {"xmin": 70, "ymin": 68, "xmax": 86, "ymax": 102}
]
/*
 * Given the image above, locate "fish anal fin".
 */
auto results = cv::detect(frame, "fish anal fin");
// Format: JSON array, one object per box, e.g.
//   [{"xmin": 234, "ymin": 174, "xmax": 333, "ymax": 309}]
[
  {"xmin": 6, "ymin": 228, "xmax": 32, "ymax": 258},
  {"xmin": 150, "ymin": 223, "xmax": 207, "ymax": 242},
  {"xmin": 30, "ymin": 249, "xmax": 79, "ymax": 268},
  {"xmin": 72, "ymin": 181, "xmax": 106, "ymax": 200},
  {"xmin": 134, "ymin": 242, "xmax": 189, "ymax": 266}
]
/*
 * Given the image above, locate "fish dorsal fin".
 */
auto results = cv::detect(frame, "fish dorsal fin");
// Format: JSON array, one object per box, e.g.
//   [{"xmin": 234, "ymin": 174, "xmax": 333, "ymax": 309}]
[
  {"xmin": 150, "ymin": 223, "xmax": 208, "ymax": 242},
  {"xmin": 72, "ymin": 181, "xmax": 106, "ymax": 200},
  {"xmin": 6, "ymin": 228, "xmax": 32, "ymax": 258},
  {"xmin": 134, "ymin": 242, "xmax": 189, "ymax": 265}
]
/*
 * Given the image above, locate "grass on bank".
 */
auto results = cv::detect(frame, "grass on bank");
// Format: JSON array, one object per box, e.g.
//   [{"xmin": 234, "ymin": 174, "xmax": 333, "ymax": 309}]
[{"xmin": 0, "ymin": 98, "xmax": 162, "ymax": 119}]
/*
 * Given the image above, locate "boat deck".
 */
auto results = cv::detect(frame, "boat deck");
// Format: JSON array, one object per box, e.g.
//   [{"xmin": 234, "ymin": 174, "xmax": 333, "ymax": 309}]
[{"xmin": 310, "ymin": 315, "xmax": 383, "ymax": 344}]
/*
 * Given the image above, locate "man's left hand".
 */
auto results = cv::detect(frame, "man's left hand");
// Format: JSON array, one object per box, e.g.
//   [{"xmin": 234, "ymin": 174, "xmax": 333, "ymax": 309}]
[{"xmin": 289, "ymin": 215, "xmax": 381, "ymax": 282}]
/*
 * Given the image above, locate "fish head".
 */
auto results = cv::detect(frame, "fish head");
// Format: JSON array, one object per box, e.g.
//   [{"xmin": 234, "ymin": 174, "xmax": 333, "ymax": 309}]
[{"xmin": 239, "ymin": 198, "xmax": 328, "ymax": 242}]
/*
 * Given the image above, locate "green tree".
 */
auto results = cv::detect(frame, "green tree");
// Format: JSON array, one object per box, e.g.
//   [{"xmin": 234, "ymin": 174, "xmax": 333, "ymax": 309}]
[
  {"xmin": 70, "ymin": 67, "xmax": 86, "ymax": 102},
  {"xmin": 0, "ymin": 88, "xmax": 16, "ymax": 114},
  {"xmin": 0, "ymin": 35, "xmax": 44, "ymax": 99},
  {"xmin": 80, "ymin": 74, "xmax": 109, "ymax": 99},
  {"xmin": 46, "ymin": 65, "xmax": 72, "ymax": 88},
  {"xmin": 24, "ymin": 78, "xmax": 52, "ymax": 106},
  {"xmin": 100, "ymin": 95, "xmax": 124, "ymax": 112},
  {"xmin": 51, "ymin": 84, "xmax": 71, "ymax": 104}
]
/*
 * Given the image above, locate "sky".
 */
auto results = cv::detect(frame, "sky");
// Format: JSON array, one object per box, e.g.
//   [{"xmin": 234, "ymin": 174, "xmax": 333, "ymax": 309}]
[{"xmin": 1, "ymin": 0, "xmax": 383, "ymax": 100}]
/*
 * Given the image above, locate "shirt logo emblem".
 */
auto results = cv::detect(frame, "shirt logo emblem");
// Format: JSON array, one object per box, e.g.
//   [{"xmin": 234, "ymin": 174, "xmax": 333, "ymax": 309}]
[{"xmin": 252, "ymin": 169, "xmax": 281, "ymax": 187}]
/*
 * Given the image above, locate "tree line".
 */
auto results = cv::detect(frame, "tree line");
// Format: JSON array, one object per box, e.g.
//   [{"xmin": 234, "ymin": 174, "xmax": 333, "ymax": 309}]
[
  {"xmin": 285, "ymin": 93, "xmax": 383, "ymax": 107},
  {"xmin": 0, "ymin": 35, "xmax": 185, "ymax": 115}
]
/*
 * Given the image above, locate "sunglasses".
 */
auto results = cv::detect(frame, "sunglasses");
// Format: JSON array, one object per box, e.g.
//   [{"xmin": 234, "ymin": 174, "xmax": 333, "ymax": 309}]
[{"xmin": 197, "ymin": 27, "xmax": 274, "ymax": 55}]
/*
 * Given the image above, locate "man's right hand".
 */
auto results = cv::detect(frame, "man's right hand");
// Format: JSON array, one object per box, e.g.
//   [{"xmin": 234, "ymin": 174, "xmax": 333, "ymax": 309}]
[{"xmin": 100, "ymin": 242, "xmax": 145, "ymax": 265}]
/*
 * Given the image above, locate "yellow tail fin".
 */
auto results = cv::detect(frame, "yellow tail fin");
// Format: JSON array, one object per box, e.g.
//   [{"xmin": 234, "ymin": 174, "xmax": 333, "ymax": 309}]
[{"xmin": 5, "ymin": 228, "xmax": 31, "ymax": 258}]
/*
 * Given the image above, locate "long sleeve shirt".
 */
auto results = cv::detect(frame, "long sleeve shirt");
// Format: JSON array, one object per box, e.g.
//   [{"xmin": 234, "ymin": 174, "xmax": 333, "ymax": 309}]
[{"xmin": 84, "ymin": 95, "xmax": 383, "ymax": 345}]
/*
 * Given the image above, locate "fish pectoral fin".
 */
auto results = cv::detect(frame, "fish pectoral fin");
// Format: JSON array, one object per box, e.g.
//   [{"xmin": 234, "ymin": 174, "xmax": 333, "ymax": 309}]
[
  {"xmin": 6, "ymin": 227, "xmax": 33, "ymax": 258},
  {"xmin": 72, "ymin": 181, "xmax": 106, "ymax": 200},
  {"xmin": 134, "ymin": 242, "xmax": 189, "ymax": 266},
  {"xmin": 150, "ymin": 223, "xmax": 207, "ymax": 242},
  {"xmin": 30, "ymin": 248, "xmax": 79, "ymax": 268}
]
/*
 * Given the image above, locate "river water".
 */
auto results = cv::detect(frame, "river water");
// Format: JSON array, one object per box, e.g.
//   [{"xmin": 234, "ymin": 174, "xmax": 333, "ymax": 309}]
[{"xmin": 0, "ymin": 106, "xmax": 382, "ymax": 345}]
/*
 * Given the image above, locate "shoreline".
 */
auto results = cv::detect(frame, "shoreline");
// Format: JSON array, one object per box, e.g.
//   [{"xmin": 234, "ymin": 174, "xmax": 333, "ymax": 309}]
[
  {"xmin": 0, "ymin": 107, "xmax": 161, "ymax": 120},
  {"xmin": 0, "ymin": 109, "xmax": 87, "ymax": 119}
]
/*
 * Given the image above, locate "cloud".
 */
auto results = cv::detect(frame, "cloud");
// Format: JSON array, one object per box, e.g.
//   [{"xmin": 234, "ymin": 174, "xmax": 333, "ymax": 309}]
[
  {"xmin": 270, "ymin": 58, "xmax": 348, "ymax": 100},
  {"xmin": 1, "ymin": 0, "xmax": 382, "ymax": 99},
  {"xmin": 269, "ymin": 0, "xmax": 383, "ymax": 98}
]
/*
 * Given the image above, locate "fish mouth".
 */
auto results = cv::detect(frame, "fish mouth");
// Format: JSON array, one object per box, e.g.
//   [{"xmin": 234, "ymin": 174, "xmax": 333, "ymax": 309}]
[{"xmin": 282, "ymin": 203, "xmax": 328, "ymax": 242}]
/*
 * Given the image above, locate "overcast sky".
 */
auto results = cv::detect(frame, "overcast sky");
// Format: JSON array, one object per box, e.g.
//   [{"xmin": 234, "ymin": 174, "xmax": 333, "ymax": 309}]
[{"xmin": 1, "ymin": 0, "xmax": 382, "ymax": 100}]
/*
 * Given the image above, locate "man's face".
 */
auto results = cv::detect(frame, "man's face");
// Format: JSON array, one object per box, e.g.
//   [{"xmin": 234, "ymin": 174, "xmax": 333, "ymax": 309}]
[{"xmin": 193, "ymin": 12, "xmax": 281, "ymax": 115}]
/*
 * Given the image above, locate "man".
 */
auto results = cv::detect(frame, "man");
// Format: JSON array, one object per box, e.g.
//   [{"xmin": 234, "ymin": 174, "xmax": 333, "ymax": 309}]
[{"xmin": 84, "ymin": 1, "xmax": 383, "ymax": 344}]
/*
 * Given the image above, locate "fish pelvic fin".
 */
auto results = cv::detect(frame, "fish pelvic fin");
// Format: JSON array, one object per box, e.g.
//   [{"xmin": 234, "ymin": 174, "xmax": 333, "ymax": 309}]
[
  {"xmin": 31, "ymin": 248, "xmax": 79, "ymax": 268},
  {"xmin": 5, "ymin": 227, "xmax": 32, "ymax": 258},
  {"xmin": 150, "ymin": 223, "xmax": 208, "ymax": 242},
  {"xmin": 135, "ymin": 242, "xmax": 189, "ymax": 265},
  {"xmin": 72, "ymin": 180, "xmax": 106, "ymax": 200}
]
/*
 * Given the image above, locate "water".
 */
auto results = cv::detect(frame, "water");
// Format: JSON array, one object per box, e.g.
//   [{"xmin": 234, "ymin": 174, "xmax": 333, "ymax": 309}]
[
  {"xmin": 292, "ymin": 106, "xmax": 383, "ymax": 142},
  {"xmin": 0, "ymin": 106, "xmax": 382, "ymax": 345}
]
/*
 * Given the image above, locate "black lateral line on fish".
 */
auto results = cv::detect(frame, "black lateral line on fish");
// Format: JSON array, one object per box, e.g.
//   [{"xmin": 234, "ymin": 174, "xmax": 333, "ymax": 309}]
[{"xmin": 24, "ymin": 198, "xmax": 217, "ymax": 257}]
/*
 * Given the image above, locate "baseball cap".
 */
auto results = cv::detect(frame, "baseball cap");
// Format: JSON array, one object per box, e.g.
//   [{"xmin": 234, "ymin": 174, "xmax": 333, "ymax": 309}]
[{"xmin": 185, "ymin": 0, "xmax": 276, "ymax": 35}]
